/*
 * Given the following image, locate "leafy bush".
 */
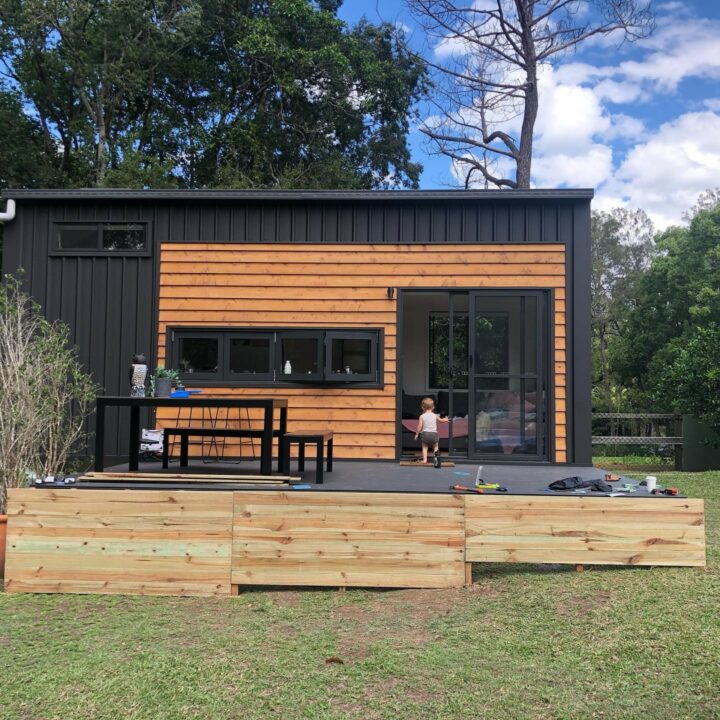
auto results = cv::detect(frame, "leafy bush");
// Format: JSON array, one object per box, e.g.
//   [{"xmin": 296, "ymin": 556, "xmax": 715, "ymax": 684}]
[{"xmin": 0, "ymin": 274, "xmax": 97, "ymax": 513}]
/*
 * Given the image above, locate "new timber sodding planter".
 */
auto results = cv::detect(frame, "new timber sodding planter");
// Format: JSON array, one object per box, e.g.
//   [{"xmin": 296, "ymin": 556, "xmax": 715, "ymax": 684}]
[{"xmin": 3, "ymin": 488, "xmax": 706, "ymax": 596}]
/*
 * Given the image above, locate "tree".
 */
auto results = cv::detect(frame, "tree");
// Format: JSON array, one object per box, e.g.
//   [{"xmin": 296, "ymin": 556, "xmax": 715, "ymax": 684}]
[
  {"xmin": 611, "ymin": 202, "xmax": 720, "ymax": 410},
  {"xmin": 407, "ymin": 0, "xmax": 654, "ymax": 188},
  {"xmin": 0, "ymin": 0, "xmax": 426, "ymax": 189},
  {"xmin": 651, "ymin": 325, "xmax": 720, "ymax": 438},
  {"xmin": 0, "ymin": 84, "xmax": 57, "ymax": 190},
  {"xmin": 591, "ymin": 207, "xmax": 655, "ymax": 413}
]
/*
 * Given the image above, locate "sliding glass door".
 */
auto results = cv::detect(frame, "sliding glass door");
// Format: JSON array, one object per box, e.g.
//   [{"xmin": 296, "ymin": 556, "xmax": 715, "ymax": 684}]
[{"xmin": 468, "ymin": 291, "xmax": 548, "ymax": 460}]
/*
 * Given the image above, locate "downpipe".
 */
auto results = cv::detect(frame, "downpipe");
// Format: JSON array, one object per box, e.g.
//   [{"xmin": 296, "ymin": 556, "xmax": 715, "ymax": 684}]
[{"xmin": 0, "ymin": 198, "xmax": 16, "ymax": 223}]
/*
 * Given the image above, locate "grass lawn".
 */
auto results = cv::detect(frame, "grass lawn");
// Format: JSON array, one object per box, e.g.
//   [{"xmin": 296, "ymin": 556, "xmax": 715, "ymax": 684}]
[{"xmin": 2, "ymin": 471, "xmax": 718, "ymax": 720}]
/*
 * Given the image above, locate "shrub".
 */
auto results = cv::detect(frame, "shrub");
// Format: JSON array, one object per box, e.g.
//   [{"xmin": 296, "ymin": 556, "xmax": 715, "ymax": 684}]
[{"xmin": 0, "ymin": 274, "xmax": 97, "ymax": 513}]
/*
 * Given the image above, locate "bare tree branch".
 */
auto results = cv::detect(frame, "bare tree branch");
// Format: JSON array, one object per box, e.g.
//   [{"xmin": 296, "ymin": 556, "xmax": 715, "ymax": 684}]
[{"xmin": 407, "ymin": 0, "xmax": 654, "ymax": 188}]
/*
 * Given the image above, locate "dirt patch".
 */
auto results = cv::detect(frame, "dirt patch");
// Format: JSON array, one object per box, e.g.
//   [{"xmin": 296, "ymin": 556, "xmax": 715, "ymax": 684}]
[
  {"xmin": 556, "ymin": 591, "xmax": 613, "ymax": 617},
  {"xmin": 264, "ymin": 589, "xmax": 304, "ymax": 608}
]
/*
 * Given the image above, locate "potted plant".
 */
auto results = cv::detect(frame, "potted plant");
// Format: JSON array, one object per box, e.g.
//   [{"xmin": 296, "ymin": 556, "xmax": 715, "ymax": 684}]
[{"xmin": 152, "ymin": 367, "xmax": 180, "ymax": 397}]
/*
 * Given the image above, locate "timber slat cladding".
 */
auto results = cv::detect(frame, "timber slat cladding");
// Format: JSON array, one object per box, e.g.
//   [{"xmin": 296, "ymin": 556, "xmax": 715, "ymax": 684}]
[
  {"xmin": 231, "ymin": 492, "xmax": 467, "ymax": 588},
  {"xmin": 5, "ymin": 489, "xmax": 235, "ymax": 596},
  {"xmin": 159, "ymin": 243, "xmax": 568, "ymax": 461},
  {"xmin": 464, "ymin": 496, "xmax": 706, "ymax": 566}
]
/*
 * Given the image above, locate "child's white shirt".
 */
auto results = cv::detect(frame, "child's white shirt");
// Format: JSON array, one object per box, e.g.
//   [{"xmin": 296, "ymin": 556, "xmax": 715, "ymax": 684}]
[{"xmin": 419, "ymin": 411, "xmax": 438, "ymax": 433}]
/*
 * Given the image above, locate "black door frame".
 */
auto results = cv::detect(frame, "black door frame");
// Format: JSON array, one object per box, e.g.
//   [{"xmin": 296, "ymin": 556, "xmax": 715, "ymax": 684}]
[
  {"xmin": 468, "ymin": 289, "xmax": 549, "ymax": 462},
  {"xmin": 396, "ymin": 287, "xmax": 554, "ymax": 463}
]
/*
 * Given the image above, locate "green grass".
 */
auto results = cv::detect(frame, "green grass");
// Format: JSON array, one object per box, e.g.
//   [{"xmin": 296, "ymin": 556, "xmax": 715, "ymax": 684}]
[{"xmin": 2, "ymin": 471, "xmax": 718, "ymax": 720}]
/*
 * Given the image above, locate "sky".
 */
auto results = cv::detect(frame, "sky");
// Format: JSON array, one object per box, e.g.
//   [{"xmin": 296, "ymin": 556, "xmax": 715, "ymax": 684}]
[{"xmin": 339, "ymin": 0, "xmax": 720, "ymax": 229}]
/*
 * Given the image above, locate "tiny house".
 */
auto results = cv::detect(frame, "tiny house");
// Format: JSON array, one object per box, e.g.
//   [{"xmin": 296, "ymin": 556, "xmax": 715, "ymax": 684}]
[{"xmin": 1, "ymin": 188, "xmax": 592, "ymax": 465}]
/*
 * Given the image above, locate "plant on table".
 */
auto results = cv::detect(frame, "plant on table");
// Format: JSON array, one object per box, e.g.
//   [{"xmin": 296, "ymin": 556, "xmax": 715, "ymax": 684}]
[
  {"xmin": 0, "ymin": 273, "xmax": 97, "ymax": 514},
  {"xmin": 150, "ymin": 366, "xmax": 180, "ymax": 396}
]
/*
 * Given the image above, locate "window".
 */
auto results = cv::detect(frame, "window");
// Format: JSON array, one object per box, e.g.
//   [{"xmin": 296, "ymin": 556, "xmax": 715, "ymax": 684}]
[
  {"xmin": 227, "ymin": 334, "xmax": 273, "ymax": 380},
  {"xmin": 280, "ymin": 332, "xmax": 323, "ymax": 380},
  {"xmin": 326, "ymin": 332, "xmax": 376, "ymax": 382},
  {"xmin": 178, "ymin": 336, "xmax": 219, "ymax": 379},
  {"xmin": 53, "ymin": 222, "xmax": 149, "ymax": 254},
  {"xmin": 169, "ymin": 328, "xmax": 382, "ymax": 386}
]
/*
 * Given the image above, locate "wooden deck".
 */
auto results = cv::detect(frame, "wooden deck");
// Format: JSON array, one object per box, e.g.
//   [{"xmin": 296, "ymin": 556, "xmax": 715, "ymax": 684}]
[{"xmin": 5, "ymin": 483, "xmax": 705, "ymax": 596}]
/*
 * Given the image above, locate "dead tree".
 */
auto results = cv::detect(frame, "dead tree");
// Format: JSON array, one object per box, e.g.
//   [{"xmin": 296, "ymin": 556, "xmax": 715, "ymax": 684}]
[{"xmin": 408, "ymin": 0, "xmax": 654, "ymax": 188}]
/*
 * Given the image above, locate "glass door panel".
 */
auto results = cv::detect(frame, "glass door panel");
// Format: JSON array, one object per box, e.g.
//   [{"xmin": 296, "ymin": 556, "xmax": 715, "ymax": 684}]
[{"xmin": 469, "ymin": 292, "xmax": 547, "ymax": 460}]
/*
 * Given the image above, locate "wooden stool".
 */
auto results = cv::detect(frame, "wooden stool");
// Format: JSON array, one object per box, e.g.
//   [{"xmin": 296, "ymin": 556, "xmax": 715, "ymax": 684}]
[{"xmin": 280, "ymin": 431, "xmax": 333, "ymax": 484}]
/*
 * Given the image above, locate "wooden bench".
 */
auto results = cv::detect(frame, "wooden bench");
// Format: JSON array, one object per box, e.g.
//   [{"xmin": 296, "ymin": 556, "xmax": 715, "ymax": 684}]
[
  {"xmin": 280, "ymin": 431, "xmax": 334, "ymax": 484},
  {"xmin": 162, "ymin": 427, "xmax": 282, "ymax": 469}
]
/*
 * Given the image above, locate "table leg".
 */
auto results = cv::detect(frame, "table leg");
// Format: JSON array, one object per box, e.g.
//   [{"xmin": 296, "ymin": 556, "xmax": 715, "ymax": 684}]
[
  {"xmin": 278, "ymin": 406, "xmax": 288, "ymax": 473},
  {"xmin": 260, "ymin": 405, "xmax": 273, "ymax": 475},
  {"xmin": 279, "ymin": 436, "xmax": 288, "ymax": 474},
  {"xmin": 162, "ymin": 429, "xmax": 170, "ymax": 469},
  {"xmin": 316, "ymin": 440, "xmax": 324, "ymax": 485},
  {"xmin": 180, "ymin": 434, "xmax": 189, "ymax": 468},
  {"xmin": 129, "ymin": 405, "xmax": 141, "ymax": 472},
  {"xmin": 94, "ymin": 399, "xmax": 106, "ymax": 472},
  {"xmin": 327, "ymin": 438, "xmax": 333, "ymax": 473},
  {"xmin": 298, "ymin": 442, "xmax": 305, "ymax": 472}
]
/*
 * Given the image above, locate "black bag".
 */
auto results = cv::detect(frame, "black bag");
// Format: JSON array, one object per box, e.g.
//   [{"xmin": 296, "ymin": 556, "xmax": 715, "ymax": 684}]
[
  {"xmin": 548, "ymin": 476, "xmax": 613, "ymax": 493},
  {"xmin": 548, "ymin": 476, "xmax": 587, "ymax": 490}
]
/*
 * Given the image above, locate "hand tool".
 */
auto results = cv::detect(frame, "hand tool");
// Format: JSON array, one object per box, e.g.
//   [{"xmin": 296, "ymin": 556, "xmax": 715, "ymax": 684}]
[{"xmin": 450, "ymin": 484, "xmax": 484, "ymax": 493}]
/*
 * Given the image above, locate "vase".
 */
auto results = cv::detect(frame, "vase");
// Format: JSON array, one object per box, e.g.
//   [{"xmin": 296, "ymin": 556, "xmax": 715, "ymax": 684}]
[{"xmin": 155, "ymin": 377, "xmax": 172, "ymax": 397}]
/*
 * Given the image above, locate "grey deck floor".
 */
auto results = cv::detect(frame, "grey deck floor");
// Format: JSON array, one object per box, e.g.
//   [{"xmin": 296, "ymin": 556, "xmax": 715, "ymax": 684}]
[{"xmin": 98, "ymin": 458, "xmax": 653, "ymax": 497}]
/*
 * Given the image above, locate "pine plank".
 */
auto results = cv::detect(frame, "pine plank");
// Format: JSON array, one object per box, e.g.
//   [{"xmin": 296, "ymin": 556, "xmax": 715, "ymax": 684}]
[
  {"xmin": 231, "ymin": 491, "xmax": 466, "ymax": 588},
  {"xmin": 5, "ymin": 489, "xmax": 234, "ymax": 596},
  {"xmin": 464, "ymin": 496, "xmax": 706, "ymax": 567}
]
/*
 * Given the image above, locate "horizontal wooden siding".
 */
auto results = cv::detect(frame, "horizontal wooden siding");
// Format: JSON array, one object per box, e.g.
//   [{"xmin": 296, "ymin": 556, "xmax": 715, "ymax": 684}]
[{"xmin": 158, "ymin": 243, "xmax": 567, "ymax": 461}]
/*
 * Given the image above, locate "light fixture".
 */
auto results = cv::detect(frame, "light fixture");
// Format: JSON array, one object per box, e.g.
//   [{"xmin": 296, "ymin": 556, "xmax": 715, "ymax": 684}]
[{"xmin": 387, "ymin": 287, "xmax": 395, "ymax": 299}]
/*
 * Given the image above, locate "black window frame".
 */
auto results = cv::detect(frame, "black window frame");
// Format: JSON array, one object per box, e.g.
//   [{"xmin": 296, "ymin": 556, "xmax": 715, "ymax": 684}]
[
  {"xmin": 226, "ymin": 332, "xmax": 275, "ymax": 381},
  {"xmin": 167, "ymin": 327, "xmax": 384, "ymax": 388},
  {"xmin": 175, "ymin": 332, "xmax": 222, "ymax": 381},
  {"xmin": 277, "ymin": 330, "xmax": 324, "ymax": 382},
  {"xmin": 51, "ymin": 221, "xmax": 151, "ymax": 256},
  {"xmin": 325, "ymin": 331, "xmax": 378, "ymax": 383}
]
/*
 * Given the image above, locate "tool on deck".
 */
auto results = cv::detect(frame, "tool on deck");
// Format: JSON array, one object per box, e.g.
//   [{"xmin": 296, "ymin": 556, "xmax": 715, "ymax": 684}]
[
  {"xmin": 653, "ymin": 487, "xmax": 679, "ymax": 496},
  {"xmin": 604, "ymin": 473, "xmax": 622, "ymax": 482},
  {"xmin": 475, "ymin": 483, "xmax": 500, "ymax": 490},
  {"xmin": 450, "ymin": 484, "xmax": 484, "ymax": 494}
]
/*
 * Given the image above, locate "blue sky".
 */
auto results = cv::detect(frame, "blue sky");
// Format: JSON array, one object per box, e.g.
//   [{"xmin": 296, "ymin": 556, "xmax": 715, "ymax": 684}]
[{"xmin": 339, "ymin": 0, "xmax": 720, "ymax": 228}]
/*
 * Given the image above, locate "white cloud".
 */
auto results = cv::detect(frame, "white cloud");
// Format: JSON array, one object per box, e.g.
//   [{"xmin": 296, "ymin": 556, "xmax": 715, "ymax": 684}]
[
  {"xmin": 534, "ymin": 146, "xmax": 614, "ymax": 188},
  {"xmin": 611, "ymin": 111, "xmax": 720, "ymax": 228},
  {"xmin": 431, "ymin": 4, "xmax": 720, "ymax": 227}
]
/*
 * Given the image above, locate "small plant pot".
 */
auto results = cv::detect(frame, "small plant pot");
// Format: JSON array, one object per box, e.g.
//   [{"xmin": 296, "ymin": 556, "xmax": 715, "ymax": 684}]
[
  {"xmin": 155, "ymin": 377, "xmax": 172, "ymax": 397},
  {"xmin": 0, "ymin": 514, "xmax": 7, "ymax": 579}
]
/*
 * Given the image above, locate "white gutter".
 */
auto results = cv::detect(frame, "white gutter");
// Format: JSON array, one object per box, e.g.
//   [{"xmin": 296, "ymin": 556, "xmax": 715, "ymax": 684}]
[{"xmin": 0, "ymin": 198, "xmax": 16, "ymax": 223}]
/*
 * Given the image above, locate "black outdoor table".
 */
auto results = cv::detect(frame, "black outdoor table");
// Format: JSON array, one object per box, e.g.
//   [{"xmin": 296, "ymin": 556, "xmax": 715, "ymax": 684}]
[{"xmin": 94, "ymin": 396, "xmax": 289, "ymax": 475}]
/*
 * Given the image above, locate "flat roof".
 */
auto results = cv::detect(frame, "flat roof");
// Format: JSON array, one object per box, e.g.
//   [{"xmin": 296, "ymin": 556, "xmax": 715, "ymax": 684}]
[{"xmin": 2, "ymin": 188, "xmax": 594, "ymax": 201}]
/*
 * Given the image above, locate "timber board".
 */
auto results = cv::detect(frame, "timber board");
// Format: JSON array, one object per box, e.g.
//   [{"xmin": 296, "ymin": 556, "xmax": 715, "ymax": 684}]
[
  {"xmin": 464, "ymin": 496, "xmax": 706, "ymax": 566},
  {"xmin": 5, "ymin": 489, "xmax": 235, "ymax": 596},
  {"xmin": 231, "ymin": 492, "xmax": 467, "ymax": 588}
]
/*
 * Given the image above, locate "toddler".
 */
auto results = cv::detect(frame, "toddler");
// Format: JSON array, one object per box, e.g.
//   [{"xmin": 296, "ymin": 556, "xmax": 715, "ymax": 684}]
[{"xmin": 414, "ymin": 396, "xmax": 448, "ymax": 467}]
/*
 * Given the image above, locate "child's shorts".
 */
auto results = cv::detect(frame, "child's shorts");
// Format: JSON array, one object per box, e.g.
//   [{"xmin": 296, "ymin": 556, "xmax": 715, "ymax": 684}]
[{"xmin": 420, "ymin": 431, "xmax": 439, "ymax": 446}]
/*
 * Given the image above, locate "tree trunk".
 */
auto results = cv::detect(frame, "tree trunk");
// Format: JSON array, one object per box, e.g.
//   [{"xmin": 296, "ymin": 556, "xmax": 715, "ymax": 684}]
[{"xmin": 516, "ymin": 2, "xmax": 538, "ymax": 189}]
